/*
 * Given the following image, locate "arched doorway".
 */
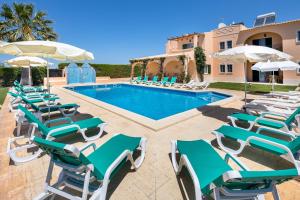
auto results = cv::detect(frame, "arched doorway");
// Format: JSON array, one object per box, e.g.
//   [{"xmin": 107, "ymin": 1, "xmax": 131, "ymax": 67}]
[
  {"xmin": 164, "ymin": 60, "xmax": 184, "ymax": 77},
  {"xmin": 145, "ymin": 61, "xmax": 160, "ymax": 78}
]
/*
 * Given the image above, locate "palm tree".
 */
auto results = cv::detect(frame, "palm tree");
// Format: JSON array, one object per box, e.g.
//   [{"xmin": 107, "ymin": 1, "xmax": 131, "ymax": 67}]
[{"xmin": 0, "ymin": 3, "xmax": 57, "ymax": 42}]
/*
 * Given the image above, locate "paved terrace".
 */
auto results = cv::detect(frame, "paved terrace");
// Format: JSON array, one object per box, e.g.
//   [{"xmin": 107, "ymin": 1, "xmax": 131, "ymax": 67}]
[{"xmin": 0, "ymin": 82, "xmax": 299, "ymax": 200}]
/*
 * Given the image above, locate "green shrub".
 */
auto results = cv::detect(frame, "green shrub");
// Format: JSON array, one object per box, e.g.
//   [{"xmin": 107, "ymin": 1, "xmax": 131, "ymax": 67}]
[
  {"xmin": 209, "ymin": 82, "xmax": 297, "ymax": 93},
  {"xmin": 58, "ymin": 63, "xmax": 141, "ymax": 78},
  {"xmin": 2, "ymin": 67, "xmax": 22, "ymax": 86},
  {"xmin": 31, "ymin": 67, "xmax": 47, "ymax": 85},
  {"xmin": 0, "ymin": 67, "xmax": 46, "ymax": 87}
]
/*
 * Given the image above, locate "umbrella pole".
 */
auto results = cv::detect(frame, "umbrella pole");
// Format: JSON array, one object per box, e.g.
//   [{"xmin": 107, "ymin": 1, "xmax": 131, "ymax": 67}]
[
  {"xmin": 272, "ymin": 71, "xmax": 275, "ymax": 92},
  {"xmin": 244, "ymin": 62, "xmax": 247, "ymax": 106}
]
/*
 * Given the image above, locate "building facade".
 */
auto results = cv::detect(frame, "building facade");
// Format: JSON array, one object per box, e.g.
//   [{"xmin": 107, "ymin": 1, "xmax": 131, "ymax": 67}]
[{"xmin": 130, "ymin": 16, "xmax": 300, "ymax": 85}]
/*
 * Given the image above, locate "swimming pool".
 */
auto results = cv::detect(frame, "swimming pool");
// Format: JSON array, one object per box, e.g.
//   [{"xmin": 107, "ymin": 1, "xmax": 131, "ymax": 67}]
[{"xmin": 65, "ymin": 84, "xmax": 230, "ymax": 120}]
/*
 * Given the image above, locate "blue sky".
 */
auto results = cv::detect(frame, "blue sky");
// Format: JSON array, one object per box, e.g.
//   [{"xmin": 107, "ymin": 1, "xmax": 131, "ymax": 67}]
[{"xmin": 0, "ymin": 0, "xmax": 299, "ymax": 65}]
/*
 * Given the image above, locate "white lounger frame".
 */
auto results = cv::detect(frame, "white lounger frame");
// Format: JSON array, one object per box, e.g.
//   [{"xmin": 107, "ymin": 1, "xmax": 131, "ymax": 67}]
[
  {"xmin": 228, "ymin": 112, "xmax": 300, "ymax": 135},
  {"xmin": 34, "ymin": 135, "xmax": 147, "ymax": 200},
  {"xmin": 171, "ymin": 139, "xmax": 297, "ymax": 200},
  {"xmin": 212, "ymin": 124, "xmax": 300, "ymax": 167},
  {"xmin": 7, "ymin": 109, "xmax": 107, "ymax": 165}
]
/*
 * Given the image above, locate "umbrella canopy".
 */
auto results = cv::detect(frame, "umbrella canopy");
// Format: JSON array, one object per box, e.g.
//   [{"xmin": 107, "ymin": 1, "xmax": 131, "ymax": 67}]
[
  {"xmin": 214, "ymin": 45, "xmax": 292, "ymax": 62},
  {"xmin": 251, "ymin": 60, "xmax": 300, "ymax": 72},
  {"xmin": 0, "ymin": 40, "xmax": 94, "ymax": 92},
  {"xmin": 214, "ymin": 45, "xmax": 293, "ymax": 105},
  {"xmin": 6, "ymin": 56, "xmax": 48, "ymax": 67},
  {"xmin": 0, "ymin": 40, "xmax": 94, "ymax": 61}
]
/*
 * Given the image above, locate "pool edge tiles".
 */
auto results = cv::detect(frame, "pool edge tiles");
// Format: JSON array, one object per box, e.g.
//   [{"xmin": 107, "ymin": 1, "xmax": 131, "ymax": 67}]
[{"xmin": 61, "ymin": 83, "xmax": 236, "ymax": 131}]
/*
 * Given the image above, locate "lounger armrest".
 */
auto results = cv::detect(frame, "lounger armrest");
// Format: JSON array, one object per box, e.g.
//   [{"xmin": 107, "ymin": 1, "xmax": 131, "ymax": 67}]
[
  {"xmin": 255, "ymin": 117, "xmax": 289, "ymax": 131},
  {"xmin": 260, "ymin": 112, "xmax": 288, "ymax": 119},
  {"xmin": 46, "ymin": 124, "xmax": 81, "ymax": 140},
  {"xmin": 246, "ymin": 136, "xmax": 300, "ymax": 173},
  {"xmin": 256, "ymin": 127, "xmax": 296, "ymax": 139},
  {"xmin": 80, "ymin": 143, "xmax": 96, "ymax": 153},
  {"xmin": 44, "ymin": 117, "xmax": 73, "ymax": 127},
  {"xmin": 224, "ymin": 153, "xmax": 248, "ymax": 171}
]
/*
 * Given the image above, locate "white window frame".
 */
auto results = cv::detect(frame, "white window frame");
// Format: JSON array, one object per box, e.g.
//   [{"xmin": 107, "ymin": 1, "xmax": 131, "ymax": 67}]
[
  {"xmin": 219, "ymin": 42, "xmax": 225, "ymax": 50},
  {"xmin": 297, "ymin": 30, "xmax": 300, "ymax": 44},
  {"xmin": 226, "ymin": 40, "xmax": 233, "ymax": 49},
  {"xmin": 220, "ymin": 64, "xmax": 233, "ymax": 74},
  {"xmin": 220, "ymin": 64, "xmax": 226, "ymax": 73},
  {"xmin": 204, "ymin": 65, "xmax": 210, "ymax": 74},
  {"xmin": 227, "ymin": 64, "xmax": 233, "ymax": 73}
]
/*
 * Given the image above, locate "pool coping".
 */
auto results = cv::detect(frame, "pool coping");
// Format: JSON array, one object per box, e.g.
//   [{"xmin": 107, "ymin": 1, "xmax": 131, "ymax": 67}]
[{"xmin": 58, "ymin": 82, "xmax": 237, "ymax": 131}]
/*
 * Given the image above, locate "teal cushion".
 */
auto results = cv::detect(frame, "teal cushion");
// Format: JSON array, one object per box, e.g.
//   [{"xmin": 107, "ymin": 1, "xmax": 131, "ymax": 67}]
[
  {"xmin": 177, "ymin": 140, "xmax": 232, "ymax": 195},
  {"xmin": 86, "ymin": 134, "xmax": 141, "ymax": 180},
  {"xmin": 215, "ymin": 125, "xmax": 290, "ymax": 155}
]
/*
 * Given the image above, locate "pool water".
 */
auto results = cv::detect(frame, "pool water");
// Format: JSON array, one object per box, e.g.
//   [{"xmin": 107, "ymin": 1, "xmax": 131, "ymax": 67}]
[{"xmin": 66, "ymin": 84, "xmax": 230, "ymax": 120}]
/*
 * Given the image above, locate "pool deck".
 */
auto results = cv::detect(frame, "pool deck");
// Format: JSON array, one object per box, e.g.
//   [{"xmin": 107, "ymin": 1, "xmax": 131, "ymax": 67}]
[{"xmin": 0, "ymin": 82, "xmax": 300, "ymax": 199}]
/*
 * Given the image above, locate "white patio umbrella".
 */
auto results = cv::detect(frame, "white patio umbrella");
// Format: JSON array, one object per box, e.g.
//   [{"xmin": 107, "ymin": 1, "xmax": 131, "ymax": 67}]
[
  {"xmin": 0, "ymin": 40, "xmax": 94, "ymax": 91},
  {"xmin": 252, "ymin": 60, "xmax": 300, "ymax": 91},
  {"xmin": 6, "ymin": 56, "xmax": 48, "ymax": 86},
  {"xmin": 214, "ymin": 45, "xmax": 292, "ymax": 105}
]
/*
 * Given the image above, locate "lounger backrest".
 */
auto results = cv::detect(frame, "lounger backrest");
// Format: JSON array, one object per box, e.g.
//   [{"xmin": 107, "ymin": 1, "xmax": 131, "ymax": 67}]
[
  {"xmin": 285, "ymin": 108, "xmax": 300, "ymax": 127},
  {"xmin": 143, "ymin": 75, "xmax": 148, "ymax": 81},
  {"xmin": 288, "ymin": 136, "xmax": 300, "ymax": 154},
  {"xmin": 18, "ymin": 105, "xmax": 48, "ymax": 135},
  {"xmin": 33, "ymin": 136, "xmax": 89, "ymax": 166},
  {"xmin": 163, "ymin": 77, "xmax": 169, "ymax": 82},
  {"xmin": 170, "ymin": 76, "xmax": 177, "ymax": 83},
  {"xmin": 224, "ymin": 168, "xmax": 298, "ymax": 190},
  {"xmin": 152, "ymin": 76, "xmax": 158, "ymax": 81}
]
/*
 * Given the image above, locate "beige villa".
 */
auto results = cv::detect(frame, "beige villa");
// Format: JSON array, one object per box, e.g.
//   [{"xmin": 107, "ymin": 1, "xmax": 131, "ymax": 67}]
[{"xmin": 130, "ymin": 13, "xmax": 300, "ymax": 85}]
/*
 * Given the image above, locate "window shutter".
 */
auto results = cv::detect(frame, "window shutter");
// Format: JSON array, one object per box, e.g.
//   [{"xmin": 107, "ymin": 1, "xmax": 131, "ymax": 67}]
[{"xmin": 208, "ymin": 65, "xmax": 211, "ymax": 74}]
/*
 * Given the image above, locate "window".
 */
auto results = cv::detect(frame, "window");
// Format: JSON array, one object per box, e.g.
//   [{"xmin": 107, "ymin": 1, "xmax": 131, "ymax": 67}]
[
  {"xmin": 297, "ymin": 31, "xmax": 300, "ymax": 43},
  {"xmin": 220, "ymin": 64, "xmax": 233, "ymax": 73},
  {"xmin": 220, "ymin": 64, "xmax": 226, "ymax": 73},
  {"xmin": 227, "ymin": 64, "xmax": 233, "ymax": 73},
  {"xmin": 182, "ymin": 43, "xmax": 194, "ymax": 49},
  {"xmin": 204, "ymin": 65, "xmax": 211, "ymax": 74},
  {"xmin": 219, "ymin": 42, "xmax": 225, "ymax": 50},
  {"xmin": 297, "ymin": 62, "xmax": 300, "ymax": 74},
  {"xmin": 227, "ymin": 41, "xmax": 232, "ymax": 49}
]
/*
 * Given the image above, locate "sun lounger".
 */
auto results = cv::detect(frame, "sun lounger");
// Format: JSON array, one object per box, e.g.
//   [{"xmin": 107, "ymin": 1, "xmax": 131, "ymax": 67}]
[
  {"xmin": 14, "ymin": 80, "xmax": 47, "ymax": 93},
  {"xmin": 7, "ymin": 105, "xmax": 107, "ymax": 165},
  {"xmin": 29, "ymin": 102, "xmax": 80, "ymax": 120},
  {"xmin": 250, "ymin": 99, "xmax": 300, "ymax": 110},
  {"xmin": 164, "ymin": 76, "xmax": 177, "ymax": 87},
  {"xmin": 228, "ymin": 108, "xmax": 300, "ymax": 135},
  {"xmin": 146, "ymin": 75, "xmax": 158, "ymax": 85},
  {"xmin": 188, "ymin": 81, "xmax": 210, "ymax": 90},
  {"xmin": 243, "ymin": 102, "xmax": 296, "ymax": 117},
  {"xmin": 131, "ymin": 76, "xmax": 142, "ymax": 84},
  {"xmin": 32, "ymin": 134, "xmax": 146, "ymax": 200},
  {"xmin": 171, "ymin": 139, "xmax": 299, "ymax": 200},
  {"xmin": 156, "ymin": 77, "xmax": 169, "ymax": 86},
  {"xmin": 137, "ymin": 75, "xmax": 148, "ymax": 84},
  {"xmin": 213, "ymin": 125, "xmax": 300, "ymax": 163},
  {"xmin": 175, "ymin": 80, "xmax": 195, "ymax": 88},
  {"xmin": 7, "ymin": 91, "xmax": 59, "ymax": 112}
]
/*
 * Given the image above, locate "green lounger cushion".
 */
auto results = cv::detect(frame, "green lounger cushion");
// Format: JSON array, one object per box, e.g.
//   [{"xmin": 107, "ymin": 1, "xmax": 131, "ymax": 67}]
[
  {"xmin": 33, "ymin": 134, "xmax": 141, "ymax": 180},
  {"xmin": 48, "ymin": 117, "xmax": 104, "ymax": 138},
  {"xmin": 177, "ymin": 140, "xmax": 232, "ymax": 195},
  {"xmin": 87, "ymin": 134, "xmax": 141, "ymax": 180},
  {"xmin": 230, "ymin": 113, "xmax": 285, "ymax": 129},
  {"xmin": 215, "ymin": 125, "xmax": 300, "ymax": 155},
  {"xmin": 18, "ymin": 105, "xmax": 104, "ymax": 138},
  {"xmin": 32, "ymin": 103, "xmax": 78, "ymax": 113}
]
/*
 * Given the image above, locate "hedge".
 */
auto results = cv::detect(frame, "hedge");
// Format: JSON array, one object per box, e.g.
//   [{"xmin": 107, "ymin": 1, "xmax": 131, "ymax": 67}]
[
  {"xmin": 0, "ymin": 67, "xmax": 46, "ymax": 87},
  {"xmin": 58, "ymin": 63, "xmax": 141, "ymax": 78}
]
